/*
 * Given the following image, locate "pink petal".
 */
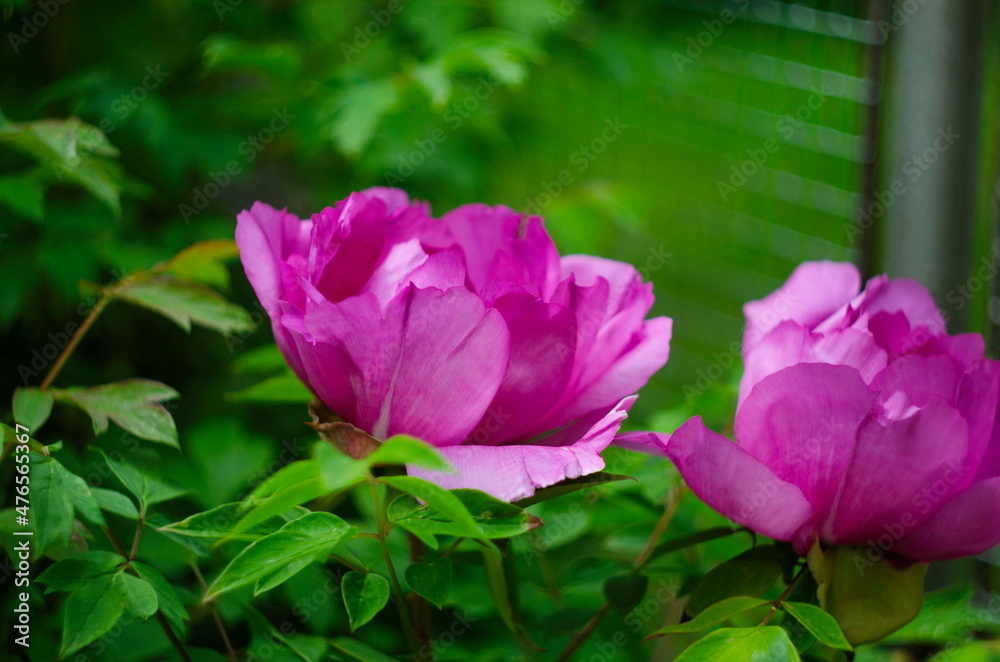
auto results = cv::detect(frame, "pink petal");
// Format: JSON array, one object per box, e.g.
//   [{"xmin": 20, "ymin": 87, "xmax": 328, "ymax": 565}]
[
  {"xmin": 467, "ymin": 291, "xmax": 577, "ymax": 445},
  {"xmin": 442, "ymin": 204, "xmax": 560, "ymax": 297},
  {"xmin": 736, "ymin": 363, "xmax": 877, "ymax": 522},
  {"xmin": 309, "ymin": 193, "xmax": 389, "ymax": 302},
  {"xmin": 892, "ymin": 476, "xmax": 1000, "ymax": 561},
  {"xmin": 408, "ymin": 398, "xmax": 634, "ymax": 502},
  {"xmin": 743, "ymin": 261, "xmax": 861, "ymax": 352},
  {"xmin": 826, "ymin": 397, "xmax": 970, "ymax": 545},
  {"xmin": 235, "ymin": 202, "xmax": 312, "ymax": 378},
  {"xmin": 666, "ymin": 416, "xmax": 814, "ymax": 541},
  {"xmin": 851, "ymin": 276, "xmax": 946, "ymax": 337},
  {"xmin": 293, "ymin": 286, "xmax": 511, "ymax": 446}
]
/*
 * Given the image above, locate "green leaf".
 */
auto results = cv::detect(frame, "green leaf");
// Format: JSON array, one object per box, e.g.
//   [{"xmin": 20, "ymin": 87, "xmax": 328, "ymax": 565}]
[
  {"xmin": 159, "ymin": 239, "xmax": 239, "ymax": 291},
  {"xmin": 232, "ymin": 344, "xmax": 289, "ymax": 374},
  {"xmin": 96, "ymin": 449, "xmax": 189, "ymax": 509},
  {"xmin": 331, "ymin": 79, "xmax": 400, "ymax": 157},
  {"xmin": 367, "ymin": 435, "xmax": 450, "ymax": 472},
  {"xmin": 329, "ymin": 636, "xmax": 398, "ymax": 662},
  {"xmin": 59, "ymin": 573, "xmax": 127, "ymax": 658},
  {"xmin": 674, "ymin": 626, "xmax": 800, "ymax": 661},
  {"xmin": 808, "ymin": 544, "xmax": 928, "ymax": 646},
  {"xmin": 254, "ymin": 556, "xmax": 316, "ymax": 596},
  {"xmin": 31, "ymin": 452, "xmax": 75, "ymax": 555},
  {"xmin": 205, "ymin": 512, "xmax": 356, "ymax": 600},
  {"xmin": 56, "ymin": 460, "xmax": 106, "ymax": 527},
  {"xmin": 37, "ymin": 551, "xmax": 125, "ymax": 592},
  {"xmin": 227, "ymin": 372, "xmax": 312, "ymax": 404},
  {"xmin": 885, "ymin": 586, "xmax": 1000, "ymax": 645},
  {"xmin": 515, "ymin": 472, "xmax": 633, "ymax": 507},
  {"xmin": 378, "ymin": 476, "xmax": 485, "ymax": 543},
  {"xmin": 57, "ymin": 380, "xmax": 179, "ymax": 447},
  {"xmin": 114, "ymin": 275, "xmax": 254, "ymax": 335},
  {"xmin": 388, "ymin": 489, "xmax": 541, "ymax": 541},
  {"xmin": 782, "ymin": 602, "xmax": 852, "ymax": 651},
  {"xmin": 13, "ymin": 387, "xmax": 53, "ymax": 430},
  {"xmin": 315, "ymin": 443, "xmax": 368, "ymax": 493},
  {"xmin": 341, "ymin": 571, "xmax": 391, "ymax": 632},
  {"xmin": 405, "ymin": 558, "xmax": 452, "ymax": 609},
  {"xmin": 118, "ymin": 572, "xmax": 158, "ymax": 620},
  {"xmin": 0, "ymin": 175, "xmax": 44, "ymax": 221},
  {"xmin": 132, "ymin": 561, "xmax": 188, "ymax": 637},
  {"xmin": 92, "ymin": 488, "xmax": 139, "ymax": 519},
  {"xmin": 160, "ymin": 503, "xmax": 292, "ymax": 541},
  {"xmin": 650, "ymin": 527, "xmax": 746, "ymax": 562},
  {"xmin": 234, "ymin": 463, "xmax": 327, "ymax": 535},
  {"xmin": 604, "ymin": 572, "xmax": 650, "ymax": 615},
  {"xmin": 648, "ymin": 596, "xmax": 771, "ymax": 638},
  {"xmin": 686, "ymin": 546, "xmax": 787, "ymax": 617}
]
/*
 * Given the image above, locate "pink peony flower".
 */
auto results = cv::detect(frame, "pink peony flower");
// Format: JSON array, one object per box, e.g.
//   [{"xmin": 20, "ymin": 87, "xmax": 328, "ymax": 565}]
[
  {"xmin": 236, "ymin": 187, "xmax": 672, "ymax": 502},
  {"xmin": 624, "ymin": 261, "xmax": 1000, "ymax": 562}
]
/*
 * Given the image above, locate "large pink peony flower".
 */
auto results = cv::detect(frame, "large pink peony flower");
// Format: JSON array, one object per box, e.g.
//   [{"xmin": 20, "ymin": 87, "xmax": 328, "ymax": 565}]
[
  {"xmin": 625, "ymin": 261, "xmax": 1000, "ymax": 562},
  {"xmin": 236, "ymin": 187, "xmax": 672, "ymax": 502}
]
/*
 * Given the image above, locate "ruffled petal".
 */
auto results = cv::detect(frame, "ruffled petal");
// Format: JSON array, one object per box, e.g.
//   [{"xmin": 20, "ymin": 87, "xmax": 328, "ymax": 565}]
[
  {"xmin": 826, "ymin": 397, "xmax": 970, "ymax": 545},
  {"xmin": 408, "ymin": 398, "xmax": 634, "ymax": 502},
  {"xmin": 665, "ymin": 416, "xmax": 814, "ymax": 541},
  {"xmin": 736, "ymin": 363, "xmax": 877, "ymax": 522},
  {"xmin": 293, "ymin": 286, "xmax": 511, "ymax": 446},
  {"xmin": 442, "ymin": 204, "xmax": 560, "ymax": 297},
  {"xmin": 743, "ymin": 261, "xmax": 861, "ymax": 351},
  {"xmin": 892, "ymin": 476, "xmax": 1000, "ymax": 561}
]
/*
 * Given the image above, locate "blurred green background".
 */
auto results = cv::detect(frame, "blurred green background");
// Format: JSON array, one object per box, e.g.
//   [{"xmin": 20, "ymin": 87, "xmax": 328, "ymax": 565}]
[{"xmin": 2, "ymin": 0, "xmax": 999, "ymax": 660}]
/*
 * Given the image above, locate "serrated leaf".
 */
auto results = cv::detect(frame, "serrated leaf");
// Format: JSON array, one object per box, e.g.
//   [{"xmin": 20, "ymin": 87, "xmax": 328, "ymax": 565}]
[
  {"xmin": 331, "ymin": 79, "xmax": 400, "ymax": 157},
  {"xmin": 605, "ymin": 572, "xmax": 649, "ymax": 615},
  {"xmin": 388, "ymin": 489, "xmax": 541, "ymax": 540},
  {"xmin": 37, "ymin": 551, "xmax": 125, "ymax": 593},
  {"xmin": 205, "ymin": 513, "xmax": 356, "ymax": 600},
  {"xmin": 160, "ymin": 239, "xmax": 239, "ymax": 290},
  {"xmin": 96, "ymin": 449, "xmax": 189, "ymax": 509},
  {"xmin": 58, "ymin": 573, "xmax": 127, "ymax": 658},
  {"xmin": 687, "ymin": 546, "xmax": 787, "ymax": 617},
  {"xmin": 674, "ymin": 626, "xmax": 801, "ymax": 661},
  {"xmin": 132, "ymin": 561, "xmax": 188, "ymax": 637},
  {"xmin": 370, "ymin": 435, "xmax": 450, "ymax": 472},
  {"xmin": 115, "ymin": 275, "xmax": 253, "ymax": 335},
  {"xmin": 13, "ymin": 387, "xmax": 53, "ymax": 430},
  {"xmin": 648, "ymin": 596, "xmax": 771, "ymax": 638},
  {"xmin": 341, "ymin": 571, "xmax": 390, "ymax": 632},
  {"xmin": 57, "ymin": 380, "xmax": 179, "ymax": 447},
  {"xmin": 57, "ymin": 460, "xmax": 106, "ymax": 528},
  {"xmin": 405, "ymin": 558, "xmax": 452, "ymax": 609},
  {"xmin": 31, "ymin": 452, "xmax": 75, "ymax": 556},
  {"xmin": 92, "ymin": 488, "xmax": 139, "ymax": 519},
  {"xmin": 782, "ymin": 602, "xmax": 852, "ymax": 651},
  {"xmin": 118, "ymin": 572, "xmax": 158, "ymax": 620}
]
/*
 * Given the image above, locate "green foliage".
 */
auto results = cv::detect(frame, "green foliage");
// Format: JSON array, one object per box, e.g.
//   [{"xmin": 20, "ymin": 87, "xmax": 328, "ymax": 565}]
[
  {"xmin": 341, "ymin": 571, "xmax": 391, "ymax": 632},
  {"xmin": 56, "ymin": 380, "xmax": 180, "ymax": 447},
  {"xmin": 673, "ymin": 626, "xmax": 801, "ymax": 661},
  {"xmin": 404, "ymin": 558, "xmax": 453, "ymax": 609}
]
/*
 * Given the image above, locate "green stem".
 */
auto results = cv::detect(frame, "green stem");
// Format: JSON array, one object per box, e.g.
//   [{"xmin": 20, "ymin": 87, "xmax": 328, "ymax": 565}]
[
  {"xmin": 554, "ymin": 603, "xmax": 612, "ymax": 662},
  {"xmin": 369, "ymin": 478, "xmax": 424, "ymax": 659},
  {"xmin": 39, "ymin": 291, "xmax": 111, "ymax": 390},
  {"xmin": 761, "ymin": 564, "xmax": 808, "ymax": 627},
  {"xmin": 191, "ymin": 564, "xmax": 238, "ymax": 662},
  {"xmin": 103, "ymin": 527, "xmax": 193, "ymax": 662}
]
